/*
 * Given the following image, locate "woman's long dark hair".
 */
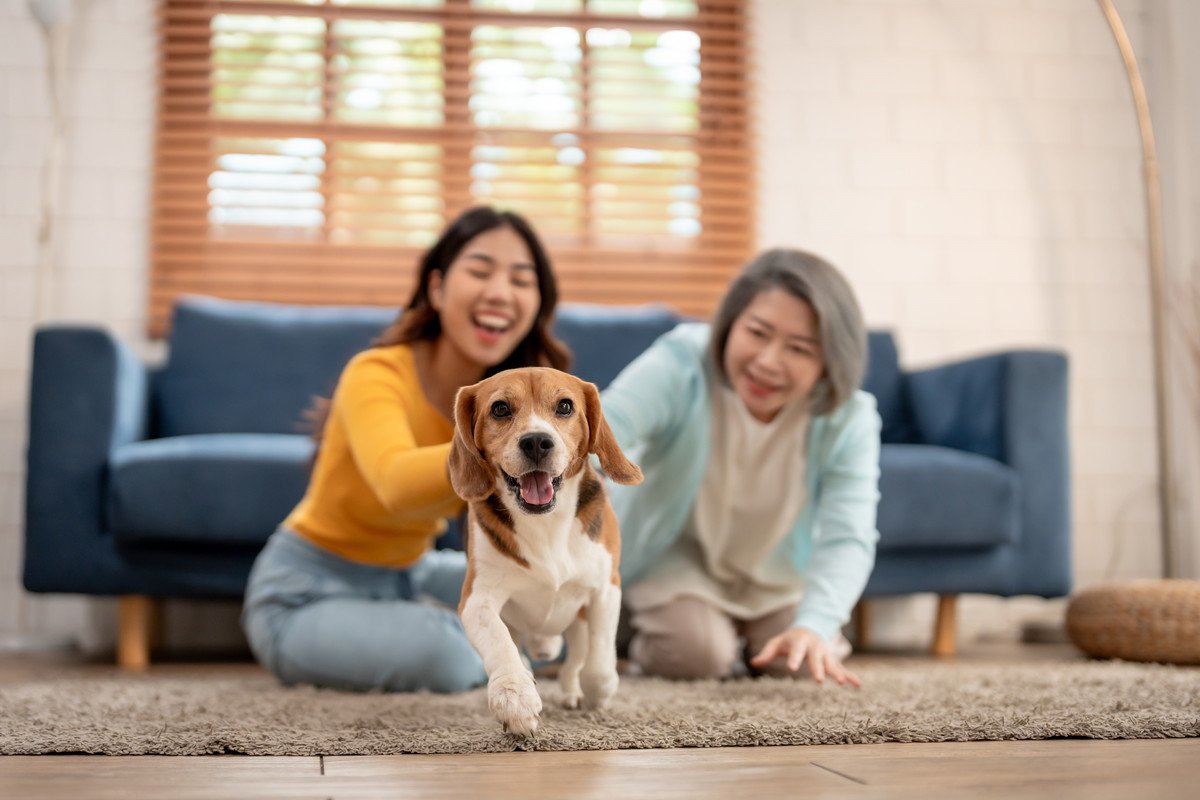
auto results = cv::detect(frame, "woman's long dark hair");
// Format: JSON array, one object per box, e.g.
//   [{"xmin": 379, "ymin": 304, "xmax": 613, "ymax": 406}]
[
  {"xmin": 307, "ymin": 206, "xmax": 571, "ymax": 444},
  {"xmin": 377, "ymin": 206, "xmax": 571, "ymax": 373}
]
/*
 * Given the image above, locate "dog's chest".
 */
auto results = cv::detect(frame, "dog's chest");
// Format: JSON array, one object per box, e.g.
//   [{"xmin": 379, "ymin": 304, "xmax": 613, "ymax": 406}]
[{"xmin": 475, "ymin": 516, "xmax": 610, "ymax": 636}]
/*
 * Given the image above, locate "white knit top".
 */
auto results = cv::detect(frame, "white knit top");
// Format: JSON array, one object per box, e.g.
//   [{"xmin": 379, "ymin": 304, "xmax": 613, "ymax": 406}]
[{"xmin": 624, "ymin": 375, "xmax": 811, "ymax": 619}]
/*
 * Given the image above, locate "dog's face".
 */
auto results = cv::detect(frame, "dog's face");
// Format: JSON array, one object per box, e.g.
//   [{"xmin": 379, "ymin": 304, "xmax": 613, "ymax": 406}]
[{"xmin": 448, "ymin": 368, "xmax": 642, "ymax": 514}]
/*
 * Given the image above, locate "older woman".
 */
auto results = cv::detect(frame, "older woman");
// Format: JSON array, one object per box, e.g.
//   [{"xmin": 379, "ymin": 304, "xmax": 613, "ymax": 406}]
[{"xmin": 603, "ymin": 249, "xmax": 881, "ymax": 686}]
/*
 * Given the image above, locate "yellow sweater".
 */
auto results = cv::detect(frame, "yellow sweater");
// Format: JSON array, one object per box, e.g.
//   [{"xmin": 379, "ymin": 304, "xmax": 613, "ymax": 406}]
[{"xmin": 285, "ymin": 344, "xmax": 464, "ymax": 567}]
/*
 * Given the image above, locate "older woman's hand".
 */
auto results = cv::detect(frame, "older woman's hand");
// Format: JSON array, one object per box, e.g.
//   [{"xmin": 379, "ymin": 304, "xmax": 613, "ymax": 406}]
[{"xmin": 750, "ymin": 626, "xmax": 862, "ymax": 687}]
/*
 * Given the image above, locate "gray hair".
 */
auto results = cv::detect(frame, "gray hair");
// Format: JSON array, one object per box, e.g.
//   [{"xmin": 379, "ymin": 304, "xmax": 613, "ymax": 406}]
[{"xmin": 709, "ymin": 248, "xmax": 867, "ymax": 416}]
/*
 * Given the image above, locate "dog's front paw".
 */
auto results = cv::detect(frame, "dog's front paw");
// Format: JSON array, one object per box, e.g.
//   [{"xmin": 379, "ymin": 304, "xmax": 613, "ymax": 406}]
[
  {"xmin": 488, "ymin": 672, "xmax": 542, "ymax": 736},
  {"xmin": 581, "ymin": 668, "xmax": 619, "ymax": 710},
  {"xmin": 561, "ymin": 689, "xmax": 583, "ymax": 710}
]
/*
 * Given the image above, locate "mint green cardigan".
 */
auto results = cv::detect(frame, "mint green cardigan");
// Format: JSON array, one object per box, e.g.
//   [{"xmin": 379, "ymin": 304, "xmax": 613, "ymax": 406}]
[{"xmin": 602, "ymin": 323, "xmax": 881, "ymax": 642}]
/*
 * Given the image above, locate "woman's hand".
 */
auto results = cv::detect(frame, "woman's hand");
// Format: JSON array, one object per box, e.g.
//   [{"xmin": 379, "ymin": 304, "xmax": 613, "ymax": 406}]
[{"xmin": 750, "ymin": 626, "xmax": 862, "ymax": 687}]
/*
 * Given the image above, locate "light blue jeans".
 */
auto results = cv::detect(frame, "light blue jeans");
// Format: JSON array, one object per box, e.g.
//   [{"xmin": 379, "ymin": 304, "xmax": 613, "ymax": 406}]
[{"xmin": 241, "ymin": 527, "xmax": 486, "ymax": 693}]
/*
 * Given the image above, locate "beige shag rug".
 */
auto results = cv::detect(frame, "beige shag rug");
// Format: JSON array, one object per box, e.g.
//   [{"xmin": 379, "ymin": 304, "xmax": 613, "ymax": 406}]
[{"xmin": 1, "ymin": 661, "xmax": 1197, "ymax": 755}]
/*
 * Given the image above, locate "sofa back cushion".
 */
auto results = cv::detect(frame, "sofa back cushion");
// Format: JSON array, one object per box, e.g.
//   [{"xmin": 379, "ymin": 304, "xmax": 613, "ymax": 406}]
[
  {"xmin": 156, "ymin": 296, "xmax": 686, "ymax": 437},
  {"xmin": 156, "ymin": 296, "xmax": 395, "ymax": 436},
  {"xmin": 155, "ymin": 296, "xmax": 915, "ymax": 441},
  {"xmin": 864, "ymin": 331, "xmax": 915, "ymax": 444},
  {"xmin": 553, "ymin": 303, "xmax": 684, "ymax": 389}
]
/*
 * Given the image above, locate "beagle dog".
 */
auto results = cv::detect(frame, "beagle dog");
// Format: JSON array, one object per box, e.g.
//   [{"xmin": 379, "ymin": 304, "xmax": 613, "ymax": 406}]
[{"xmin": 448, "ymin": 367, "xmax": 642, "ymax": 736}]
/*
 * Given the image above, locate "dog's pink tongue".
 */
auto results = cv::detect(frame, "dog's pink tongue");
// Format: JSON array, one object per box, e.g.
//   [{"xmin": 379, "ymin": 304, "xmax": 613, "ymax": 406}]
[{"xmin": 519, "ymin": 472, "xmax": 554, "ymax": 505}]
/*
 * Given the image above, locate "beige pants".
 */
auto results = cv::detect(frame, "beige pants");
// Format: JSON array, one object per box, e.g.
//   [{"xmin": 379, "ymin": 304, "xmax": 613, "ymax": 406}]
[{"xmin": 628, "ymin": 595, "xmax": 851, "ymax": 680}]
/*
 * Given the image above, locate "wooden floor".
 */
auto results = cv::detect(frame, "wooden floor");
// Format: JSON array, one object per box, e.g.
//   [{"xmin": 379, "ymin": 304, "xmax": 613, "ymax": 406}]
[{"xmin": 1, "ymin": 642, "xmax": 1198, "ymax": 800}]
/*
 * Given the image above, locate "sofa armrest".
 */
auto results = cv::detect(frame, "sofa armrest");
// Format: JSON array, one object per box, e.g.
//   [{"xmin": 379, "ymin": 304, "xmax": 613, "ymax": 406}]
[
  {"xmin": 23, "ymin": 327, "xmax": 150, "ymax": 593},
  {"xmin": 907, "ymin": 351, "xmax": 1071, "ymax": 596}
]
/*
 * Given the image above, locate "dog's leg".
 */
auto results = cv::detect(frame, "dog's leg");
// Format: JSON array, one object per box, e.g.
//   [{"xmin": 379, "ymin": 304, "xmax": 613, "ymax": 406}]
[
  {"xmin": 559, "ymin": 617, "xmax": 589, "ymax": 710},
  {"xmin": 461, "ymin": 596, "xmax": 542, "ymax": 736},
  {"xmin": 581, "ymin": 585, "xmax": 621, "ymax": 709},
  {"xmin": 506, "ymin": 622, "xmax": 535, "ymax": 671},
  {"xmin": 523, "ymin": 633, "xmax": 564, "ymax": 662}
]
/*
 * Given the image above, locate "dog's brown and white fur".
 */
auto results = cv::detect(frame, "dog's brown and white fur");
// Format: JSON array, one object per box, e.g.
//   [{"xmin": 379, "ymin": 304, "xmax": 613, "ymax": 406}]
[{"xmin": 448, "ymin": 368, "xmax": 642, "ymax": 736}]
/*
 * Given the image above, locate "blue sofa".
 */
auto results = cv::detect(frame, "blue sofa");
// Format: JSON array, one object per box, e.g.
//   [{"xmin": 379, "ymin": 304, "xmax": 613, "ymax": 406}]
[{"xmin": 24, "ymin": 295, "xmax": 1070, "ymax": 666}]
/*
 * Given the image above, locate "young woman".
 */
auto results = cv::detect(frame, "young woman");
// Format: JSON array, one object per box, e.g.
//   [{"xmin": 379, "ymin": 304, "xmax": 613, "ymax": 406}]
[
  {"xmin": 602, "ymin": 249, "xmax": 880, "ymax": 687},
  {"xmin": 241, "ymin": 207, "xmax": 570, "ymax": 693}
]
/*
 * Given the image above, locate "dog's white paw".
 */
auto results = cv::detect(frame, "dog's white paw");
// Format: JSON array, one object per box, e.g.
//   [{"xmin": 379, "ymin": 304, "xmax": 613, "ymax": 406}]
[
  {"xmin": 581, "ymin": 668, "xmax": 618, "ymax": 710},
  {"xmin": 561, "ymin": 689, "xmax": 583, "ymax": 710},
  {"xmin": 488, "ymin": 672, "xmax": 542, "ymax": 736},
  {"xmin": 525, "ymin": 634, "xmax": 564, "ymax": 662}
]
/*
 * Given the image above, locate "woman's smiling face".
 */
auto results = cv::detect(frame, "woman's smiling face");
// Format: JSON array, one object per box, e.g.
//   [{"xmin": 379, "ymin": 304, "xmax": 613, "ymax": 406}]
[
  {"xmin": 428, "ymin": 225, "xmax": 541, "ymax": 370},
  {"xmin": 722, "ymin": 287, "xmax": 825, "ymax": 422}
]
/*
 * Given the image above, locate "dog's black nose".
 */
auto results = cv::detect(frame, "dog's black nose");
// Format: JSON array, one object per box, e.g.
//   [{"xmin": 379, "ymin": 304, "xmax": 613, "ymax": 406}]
[{"xmin": 519, "ymin": 432, "xmax": 554, "ymax": 463}]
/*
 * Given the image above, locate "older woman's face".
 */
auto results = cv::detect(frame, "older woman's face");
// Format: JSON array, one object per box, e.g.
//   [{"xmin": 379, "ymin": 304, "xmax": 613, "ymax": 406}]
[{"xmin": 723, "ymin": 288, "xmax": 825, "ymax": 423}]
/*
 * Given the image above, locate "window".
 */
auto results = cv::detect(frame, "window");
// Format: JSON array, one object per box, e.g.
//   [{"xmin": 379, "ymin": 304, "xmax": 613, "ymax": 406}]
[{"xmin": 151, "ymin": 0, "xmax": 752, "ymax": 334}]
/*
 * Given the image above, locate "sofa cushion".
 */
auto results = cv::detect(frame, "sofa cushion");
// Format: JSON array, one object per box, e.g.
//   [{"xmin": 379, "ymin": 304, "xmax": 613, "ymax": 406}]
[
  {"xmin": 907, "ymin": 353, "xmax": 1007, "ymax": 461},
  {"xmin": 876, "ymin": 444, "xmax": 1020, "ymax": 552},
  {"xmin": 156, "ymin": 296, "xmax": 395, "ymax": 436},
  {"xmin": 553, "ymin": 303, "xmax": 684, "ymax": 389},
  {"xmin": 864, "ymin": 332, "xmax": 916, "ymax": 444},
  {"xmin": 108, "ymin": 434, "xmax": 314, "ymax": 548}
]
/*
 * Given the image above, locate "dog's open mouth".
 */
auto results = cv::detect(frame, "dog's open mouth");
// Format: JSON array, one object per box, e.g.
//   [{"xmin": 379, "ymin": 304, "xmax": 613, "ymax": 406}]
[{"xmin": 503, "ymin": 469, "xmax": 563, "ymax": 514}]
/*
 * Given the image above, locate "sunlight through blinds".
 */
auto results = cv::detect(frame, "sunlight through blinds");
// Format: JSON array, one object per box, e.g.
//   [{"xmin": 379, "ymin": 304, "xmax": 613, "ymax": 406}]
[{"xmin": 151, "ymin": 0, "xmax": 753, "ymax": 335}]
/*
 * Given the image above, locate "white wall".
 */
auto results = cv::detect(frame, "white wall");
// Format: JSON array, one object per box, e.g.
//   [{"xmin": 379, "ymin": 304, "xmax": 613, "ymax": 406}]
[
  {"xmin": 1149, "ymin": 0, "xmax": 1200, "ymax": 579},
  {"xmin": 0, "ymin": 0, "xmax": 200, "ymax": 651},
  {"xmin": 0, "ymin": 0, "xmax": 1191, "ymax": 654},
  {"xmin": 755, "ymin": 0, "xmax": 1187, "ymax": 645}
]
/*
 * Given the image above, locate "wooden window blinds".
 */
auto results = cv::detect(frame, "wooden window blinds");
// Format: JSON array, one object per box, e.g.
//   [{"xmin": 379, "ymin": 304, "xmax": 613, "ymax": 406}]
[{"xmin": 151, "ymin": 0, "xmax": 753, "ymax": 335}]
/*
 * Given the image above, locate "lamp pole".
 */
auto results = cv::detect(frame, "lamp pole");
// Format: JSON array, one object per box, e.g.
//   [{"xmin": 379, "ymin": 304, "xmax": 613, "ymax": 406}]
[{"xmin": 1095, "ymin": 0, "xmax": 1177, "ymax": 577}]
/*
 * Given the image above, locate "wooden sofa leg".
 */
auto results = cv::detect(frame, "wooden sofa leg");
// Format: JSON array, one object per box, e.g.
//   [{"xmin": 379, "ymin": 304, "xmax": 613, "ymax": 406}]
[
  {"xmin": 853, "ymin": 599, "xmax": 870, "ymax": 651},
  {"xmin": 932, "ymin": 594, "xmax": 958, "ymax": 657},
  {"xmin": 118, "ymin": 595, "xmax": 155, "ymax": 671},
  {"xmin": 149, "ymin": 598, "xmax": 166, "ymax": 651}
]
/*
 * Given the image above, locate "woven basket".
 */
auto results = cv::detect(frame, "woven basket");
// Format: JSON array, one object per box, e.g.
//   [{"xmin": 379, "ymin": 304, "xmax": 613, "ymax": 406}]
[{"xmin": 1066, "ymin": 579, "xmax": 1200, "ymax": 665}]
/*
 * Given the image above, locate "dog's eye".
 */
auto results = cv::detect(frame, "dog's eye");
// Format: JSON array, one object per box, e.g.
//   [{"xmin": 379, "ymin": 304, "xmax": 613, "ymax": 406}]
[
  {"xmin": 556, "ymin": 399, "xmax": 574, "ymax": 416},
  {"xmin": 491, "ymin": 401, "xmax": 511, "ymax": 419}
]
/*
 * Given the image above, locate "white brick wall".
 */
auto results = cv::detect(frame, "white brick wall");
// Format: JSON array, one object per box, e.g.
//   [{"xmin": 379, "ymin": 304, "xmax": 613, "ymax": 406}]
[
  {"xmin": 1154, "ymin": 0, "xmax": 1200, "ymax": 579},
  {"xmin": 0, "ymin": 0, "xmax": 155, "ymax": 649},
  {"xmin": 756, "ymin": 0, "xmax": 1175, "ymax": 645},
  {"xmin": 0, "ymin": 0, "xmax": 1189, "ymax": 653}
]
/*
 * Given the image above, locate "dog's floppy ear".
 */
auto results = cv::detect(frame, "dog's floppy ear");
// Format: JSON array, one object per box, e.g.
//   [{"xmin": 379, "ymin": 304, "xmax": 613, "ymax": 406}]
[
  {"xmin": 448, "ymin": 384, "xmax": 495, "ymax": 501},
  {"xmin": 582, "ymin": 381, "xmax": 643, "ymax": 485}
]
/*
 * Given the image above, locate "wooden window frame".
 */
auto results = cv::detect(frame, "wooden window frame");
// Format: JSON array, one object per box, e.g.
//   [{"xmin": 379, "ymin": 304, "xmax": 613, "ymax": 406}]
[{"xmin": 150, "ymin": 0, "xmax": 754, "ymax": 336}]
